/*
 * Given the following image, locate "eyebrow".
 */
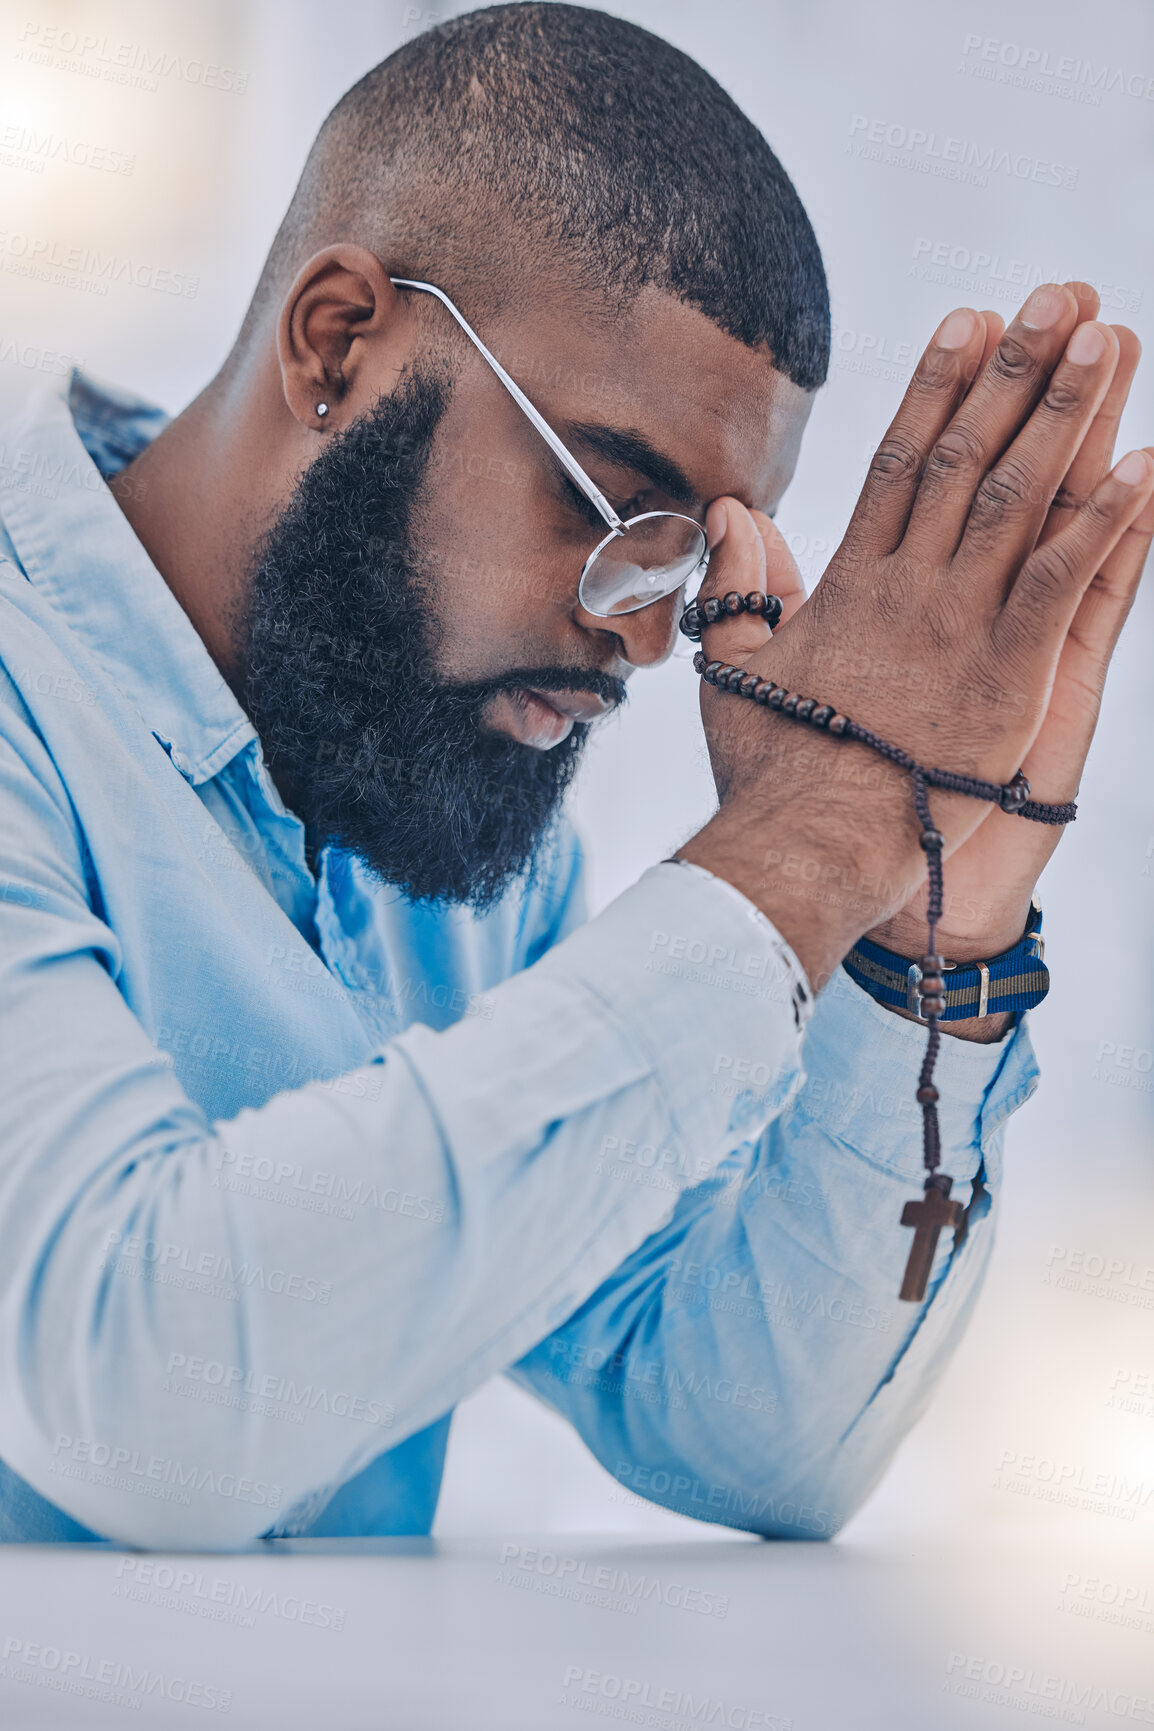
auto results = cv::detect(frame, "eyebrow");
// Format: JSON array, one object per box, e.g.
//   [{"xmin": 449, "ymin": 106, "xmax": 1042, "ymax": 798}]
[{"xmin": 563, "ymin": 421, "xmax": 700, "ymax": 511}]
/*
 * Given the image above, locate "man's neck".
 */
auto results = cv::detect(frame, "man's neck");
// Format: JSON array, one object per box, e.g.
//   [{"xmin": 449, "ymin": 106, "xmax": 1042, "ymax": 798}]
[{"xmin": 107, "ymin": 356, "xmax": 295, "ymax": 705}]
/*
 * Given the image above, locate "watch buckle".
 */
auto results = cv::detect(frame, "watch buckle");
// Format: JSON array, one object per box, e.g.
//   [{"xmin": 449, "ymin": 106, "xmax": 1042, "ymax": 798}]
[{"xmin": 906, "ymin": 957, "xmax": 958, "ymax": 1020}]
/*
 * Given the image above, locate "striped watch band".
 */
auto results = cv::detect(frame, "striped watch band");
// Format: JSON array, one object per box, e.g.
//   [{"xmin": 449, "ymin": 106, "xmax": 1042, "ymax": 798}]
[{"xmin": 844, "ymin": 898, "xmax": 1047, "ymax": 1022}]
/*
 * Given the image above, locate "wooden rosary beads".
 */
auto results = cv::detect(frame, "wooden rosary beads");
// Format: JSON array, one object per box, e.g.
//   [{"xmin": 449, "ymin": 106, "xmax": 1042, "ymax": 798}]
[{"xmin": 680, "ymin": 590, "xmax": 1076, "ymax": 1302}]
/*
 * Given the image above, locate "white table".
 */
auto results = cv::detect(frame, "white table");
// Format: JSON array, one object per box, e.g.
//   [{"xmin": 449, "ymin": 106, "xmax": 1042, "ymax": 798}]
[{"xmin": 2, "ymin": 1526, "xmax": 1151, "ymax": 1729}]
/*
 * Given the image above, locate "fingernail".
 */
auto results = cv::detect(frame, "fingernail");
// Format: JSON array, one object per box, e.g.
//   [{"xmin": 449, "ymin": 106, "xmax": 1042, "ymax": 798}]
[
  {"xmin": 1114, "ymin": 450, "xmax": 1150, "ymax": 486},
  {"xmin": 935, "ymin": 308, "xmax": 976, "ymax": 350},
  {"xmin": 706, "ymin": 501, "xmax": 728, "ymax": 549},
  {"xmin": 1020, "ymin": 286, "xmax": 1065, "ymax": 330},
  {"xmin": 1066, "ymin": 323, "xmax": 1107, "ymax": 366}
]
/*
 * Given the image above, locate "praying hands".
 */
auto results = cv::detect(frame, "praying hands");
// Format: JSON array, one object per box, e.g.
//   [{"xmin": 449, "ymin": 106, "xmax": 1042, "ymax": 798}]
[{"xmin": 679, "ymin": 280, "xmax": 1154, "ymax": 1027}]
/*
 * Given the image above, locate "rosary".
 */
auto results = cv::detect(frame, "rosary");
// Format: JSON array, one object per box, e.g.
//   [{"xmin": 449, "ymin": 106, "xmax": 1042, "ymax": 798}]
[{"xmin": 679, "ymin": 590, "xmax": 1076, "ymax": 1303}]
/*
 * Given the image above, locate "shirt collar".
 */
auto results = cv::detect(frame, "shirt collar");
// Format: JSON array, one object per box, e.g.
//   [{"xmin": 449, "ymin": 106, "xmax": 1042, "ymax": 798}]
[{"xmin": 0, "ymin": 367, "xmax": 257, "ymax": 785}]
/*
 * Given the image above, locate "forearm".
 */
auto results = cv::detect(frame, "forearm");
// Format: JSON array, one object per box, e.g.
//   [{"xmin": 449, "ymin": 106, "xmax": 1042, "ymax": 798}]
[
  {"xmin": 0, "ymin": 856, "xmax": 811, "ymax": 1547},
  {"xmin": 514, "ymin": 969, "xmax": 1039, "ymax": 1535}
]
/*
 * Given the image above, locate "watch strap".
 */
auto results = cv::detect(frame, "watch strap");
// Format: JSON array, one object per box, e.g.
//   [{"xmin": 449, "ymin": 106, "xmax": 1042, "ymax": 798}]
[{"xmin": 844, "ymin": 898, "xmax": 1047, "ymax": 1022}]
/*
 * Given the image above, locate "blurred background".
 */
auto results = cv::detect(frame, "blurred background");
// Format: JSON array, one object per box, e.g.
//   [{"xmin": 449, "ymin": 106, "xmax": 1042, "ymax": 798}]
[{"xmin": 1, "ymin": 0, "xmax": 1151, "ymax": 1565}]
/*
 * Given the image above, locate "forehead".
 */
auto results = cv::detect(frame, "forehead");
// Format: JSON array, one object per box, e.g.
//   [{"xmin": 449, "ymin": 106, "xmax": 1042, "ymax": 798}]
[{"xmin": 490, "ymin": 283, "xmax": 816, "ymax": 510}]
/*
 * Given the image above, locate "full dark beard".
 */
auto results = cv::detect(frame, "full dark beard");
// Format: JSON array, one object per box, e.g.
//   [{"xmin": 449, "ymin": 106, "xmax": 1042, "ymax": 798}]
[{"xmin": 238, "ymin": 368, "xmax": 608, "ymax": 909}]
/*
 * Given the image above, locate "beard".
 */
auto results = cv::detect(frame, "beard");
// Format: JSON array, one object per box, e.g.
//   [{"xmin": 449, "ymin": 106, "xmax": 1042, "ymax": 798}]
[{"xmin": 237, "ymin": 366, "xmax": 622, "ymax": 910}]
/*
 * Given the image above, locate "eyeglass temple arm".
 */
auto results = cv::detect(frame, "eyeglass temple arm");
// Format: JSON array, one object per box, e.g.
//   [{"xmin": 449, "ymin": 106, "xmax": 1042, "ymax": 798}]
[{"xmin": 390, "ymin": 278, "xmax": 623, "ymax": 533}]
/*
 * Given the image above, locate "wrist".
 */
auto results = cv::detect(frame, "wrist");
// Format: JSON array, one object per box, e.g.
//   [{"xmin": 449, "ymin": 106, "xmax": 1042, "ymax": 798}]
[
  {"xmin": 867, "ymin": 895, "xmax": 1033, "ymax": 965},
  {"xmin": 878, "ymin": 999, "xmax": 1016, "ymax": 1044},
  {"xmin": 846, "ymin": 896, "xmax": 1044, "ymax": 1041},
  {"xmin": 678, "ymin": 798, "xmax": 923, "ymax": 991}
]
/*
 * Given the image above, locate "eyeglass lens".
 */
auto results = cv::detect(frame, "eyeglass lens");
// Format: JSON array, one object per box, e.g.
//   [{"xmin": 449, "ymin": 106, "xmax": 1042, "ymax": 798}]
[{"xmin": 579, "ymin": 514, "xmax": 708, "ymax": 617}]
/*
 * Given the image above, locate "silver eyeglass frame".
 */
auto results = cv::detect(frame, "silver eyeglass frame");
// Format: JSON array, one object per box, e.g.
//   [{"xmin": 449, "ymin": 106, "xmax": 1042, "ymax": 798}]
[{"xmin": 390, "ymin": 277, "xmax": 710, "ymax": 617}]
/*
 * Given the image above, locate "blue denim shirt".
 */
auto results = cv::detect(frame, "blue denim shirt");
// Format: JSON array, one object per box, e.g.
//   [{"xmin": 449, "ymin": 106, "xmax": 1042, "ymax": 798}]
[{"xmin": 0, "ymin": 371, "xmax": 1039, "ymax": 1547}]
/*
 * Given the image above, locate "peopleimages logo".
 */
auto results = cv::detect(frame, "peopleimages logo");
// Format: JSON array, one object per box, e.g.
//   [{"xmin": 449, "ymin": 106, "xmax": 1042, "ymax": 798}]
[
  {"xmin": 560, "ymin": 1667, "xmax": 791, "ymax": 1730},
  {"xmin": 0, "ymin": 121, "xmax": 134, "ymax": 175},
  {"xmin": 0, "ymin": 230, "xmax": 197, "ymax": 298},
  {"xmin": 48, "ymin": 1434, "xmax": 282, "ymax": 1510},
  {"xmin": 611, "ymin": 1461, "xmax": 840, "ymax": 1536},
  {"xmin": 100, "ymin": 1230, "xmax": 333, "ymax": 1305},
  {"xmin": 497, "ymin": 1545, "xmax": 730, "ymax": 1618},
  {"xmin": 15, "ymin": 21, "xmax": 249, "ymax": 94},
  {"xmin": 1057, "ymin": 1569, "xmax": 1154, "ymax": 1635},
  {"xmin": 548, "ymin": 1337, "xmax": 776, "ymax": 1414},
  {"xmin": 960, "ymin": 33, "xmax": 1154, "ymax": 101},
  {"xmin": 1, "ymin": 1635, "xmax": 232, "ymax": 1714},
  {"xmin": 163, "ymin": 1352, "xmax": 394, "ymax": 1428},
  {"xmin": 909, "ymin": 238, "xmax": 1142, "ymax": 314},
  {"xmin": 945, "ymin": 1653, "xmax": 1154, "ymax": 1724},
  {"xmin": 668, "ymin": 1254, "xmax": 892, "ymax": 1334},
  {"xmin": 1042, "ymin": 1244, "xmax": 1154, "ymax": 1309},
  {"xmin": 0, "ymin": 336, "xmax": 86, "ymax": 376},
  {"xmin": 1107, "ymin": 1366, "xmax": 1154, "ymax": 1419},
  {"xmin": 993, "ymin": 1448, "xmax": 1154, "ymax": 1523},
  {"xmin": 114, "ymin": 1558, "xmax": 346, "ymax": 1631},
  {"xmin": 846, "ymin": 115, "xmax": 1078, "ymax": 191},
  {"xmin": 211, "ymin": 1147, "xmax": 441, "ymax": 1223}
]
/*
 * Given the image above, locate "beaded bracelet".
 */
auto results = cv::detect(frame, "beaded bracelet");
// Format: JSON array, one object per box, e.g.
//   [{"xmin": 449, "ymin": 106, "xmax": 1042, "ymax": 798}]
[{"xmin": 679, "ymin": 591, "xmax": 1076, "ymax": 1302}]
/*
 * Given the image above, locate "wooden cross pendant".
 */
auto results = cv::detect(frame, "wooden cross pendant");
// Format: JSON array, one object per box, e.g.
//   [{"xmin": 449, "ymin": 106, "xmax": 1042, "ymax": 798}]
[{"xmin": 899, "ymin": 1177, "xmax": 965, "ymax": 1302}]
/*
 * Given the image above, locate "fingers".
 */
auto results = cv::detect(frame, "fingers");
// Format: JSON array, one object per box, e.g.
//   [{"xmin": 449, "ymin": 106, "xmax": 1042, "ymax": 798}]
[
  {"xmin": 839, "ymin": 285, "xmax": 1102, "ymax": 567},
  {"xmin": 900, "ymin": 283, "xmax": 1086, "ymax": 555},
  {"xmin": 842, "ymin": 306, "xmax": 987, "ymax": 556},
  {"xmin": 753, "ymin": 511, "xmax": 807, "ymax": 626},
  {"xmin": 1017, "ymin": 448, "xmax": 1154, "ymax": 801},
  {"xmin": 1064, "ymin": 279, "xmax": 1101, "ymax": 328},
  {"xmin": 694, "ymin": 498, "xmax": 772, "ymax": 663},
  {"xmin": 1060, "ymin": 443, "xmax": 1154, "ymax": 665},
  {"xmin": 950, "ymin": 320, "xmax": 1121, "ymax": 588},
  {"xmin": 975, "ymin": 311, "xmax": 1005, "ymax": 375},
  {"xmin": 973, "ymin": 284, "xmax": 1091, "ymax": 400},
  {"xmin": 996, "ymin": 447, "xmax": 1154, "ymax": 665},
  {"xmin": 1040, "ymin": 326, "xmax": 1141, "ymax": 544}
]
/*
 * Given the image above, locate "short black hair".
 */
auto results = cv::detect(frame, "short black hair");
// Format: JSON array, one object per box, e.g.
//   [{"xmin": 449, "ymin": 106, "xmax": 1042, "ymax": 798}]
[{"xmin": 239, "ymin": 3, "xmax": 829, "ymax": 389}]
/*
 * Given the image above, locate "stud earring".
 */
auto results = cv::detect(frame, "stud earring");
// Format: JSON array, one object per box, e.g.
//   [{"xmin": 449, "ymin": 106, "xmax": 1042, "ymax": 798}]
[{"xmin": 316, "ymin": 402, "xmax": 329, "ymax": 418}]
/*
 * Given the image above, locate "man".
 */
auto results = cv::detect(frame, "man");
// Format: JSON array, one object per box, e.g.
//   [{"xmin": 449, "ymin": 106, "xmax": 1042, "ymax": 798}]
[{"xmin": 0, "ymin": 4, "xmax": 1149, "ymax": 1547}]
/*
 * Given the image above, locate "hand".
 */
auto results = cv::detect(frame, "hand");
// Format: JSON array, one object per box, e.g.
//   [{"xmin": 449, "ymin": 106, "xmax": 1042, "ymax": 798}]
[
  {"xmin": 678, "ymin": 284, "xmax": 1154, "ymax": 996},
  {"xmin": 870, "ymin": 287, "xmax": 1153, "ymax": 980}
]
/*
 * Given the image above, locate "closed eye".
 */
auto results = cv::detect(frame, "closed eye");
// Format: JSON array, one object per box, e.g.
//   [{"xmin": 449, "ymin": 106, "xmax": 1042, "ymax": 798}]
[{"xmin": 559, "ymin": 472, "xmax": 644, "ymax": 533}]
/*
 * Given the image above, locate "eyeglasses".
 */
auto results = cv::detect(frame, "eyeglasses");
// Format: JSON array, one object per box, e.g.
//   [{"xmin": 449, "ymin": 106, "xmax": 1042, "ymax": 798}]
[{"xmin": 390, "ymin": 277, "xmax": 710, "ymax": 618}]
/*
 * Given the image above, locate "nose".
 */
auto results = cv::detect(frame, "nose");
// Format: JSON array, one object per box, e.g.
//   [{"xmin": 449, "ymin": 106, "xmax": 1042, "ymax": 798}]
[{"xmin": 574, "ymin": 588, "xmax": 683, "ymax": 669}]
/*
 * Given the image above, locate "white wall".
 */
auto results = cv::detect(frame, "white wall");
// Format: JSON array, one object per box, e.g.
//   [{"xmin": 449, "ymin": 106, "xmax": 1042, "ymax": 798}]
[{"xmin": 2, "ymin": 0, "xmax": 1151, "ymax": 1546}]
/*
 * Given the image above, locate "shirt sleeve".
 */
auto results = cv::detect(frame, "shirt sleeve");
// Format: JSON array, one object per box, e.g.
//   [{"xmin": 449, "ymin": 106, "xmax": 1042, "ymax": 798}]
[
  {"xmin": 0, "ymin": 686, "xmax": 813, "ymax": 1547},
  {"xmin": 511, "ymin": 950, "xmax": 1039, "ymax": 1538}
]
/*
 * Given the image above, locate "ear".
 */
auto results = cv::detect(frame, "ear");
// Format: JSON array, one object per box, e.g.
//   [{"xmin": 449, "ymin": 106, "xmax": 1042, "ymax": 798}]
[{"xmin": 276, "ymin": 245, "xmax": 412, "ymax": 433}]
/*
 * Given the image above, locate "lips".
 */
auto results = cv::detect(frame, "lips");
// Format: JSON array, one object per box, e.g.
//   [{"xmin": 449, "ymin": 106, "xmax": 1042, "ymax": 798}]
[
  {"xmin": 522, "ymin": 686, "xmax": 613, "ymax": 724},
  {"xmin": 485, "ymin": 686, "xmax": 613, "ymax": 750}
]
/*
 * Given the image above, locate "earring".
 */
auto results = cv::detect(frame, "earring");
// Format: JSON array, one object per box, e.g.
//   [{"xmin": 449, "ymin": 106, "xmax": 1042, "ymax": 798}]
[{"xmin": 316, "ymin": 402, "xmax": 329, "ymax": 418}]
